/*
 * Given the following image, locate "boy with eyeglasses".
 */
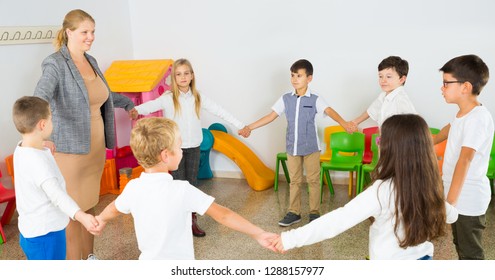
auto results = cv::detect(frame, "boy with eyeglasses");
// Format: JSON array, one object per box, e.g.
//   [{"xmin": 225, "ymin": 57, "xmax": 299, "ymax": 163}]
[
  {"xmin": 434, "ymin": 54, "xmax": 493, "ymax": 260},
  {"xmin": 350, "ymin": 56, "xmax": 417, "ymax": 129}
]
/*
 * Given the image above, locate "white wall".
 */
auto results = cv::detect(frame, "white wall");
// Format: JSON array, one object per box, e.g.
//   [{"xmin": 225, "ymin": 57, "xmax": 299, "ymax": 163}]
[
  {"xmin": 1, "ymin": 0, "xmax": 495, "ymax": 182},
  {"xmin": 0, "ymin": 0, "xmax": 133, "ymax": 185},
  {"xmin": 128, "ymin": 0, "xmax": 495, "ymax": 174}
]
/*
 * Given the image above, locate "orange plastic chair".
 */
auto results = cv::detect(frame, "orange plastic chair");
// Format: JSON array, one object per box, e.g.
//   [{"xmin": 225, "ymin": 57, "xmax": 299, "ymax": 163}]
[
  {"xmin": 432, "ymin": 135, "xmax": 447, "ymax": 175},
  {"xmin": 0, "ymin": 169, "xmax": 16, "ymax": 243},
  {"xmin": 362, "ymin": 126, "xmax": 379, "ymax": 164},
  {"xmin": 5, "ymin": 154, "xmax": 14, "ymax": 185},
  {"xmin": 320, "ymin": 125, "xmax": 345, "ymax": 162},
  {"xmin": 320, "ymin": 125, "xmax": 354, "ymax": 196},
  {"xmin": 99, "ymin": 158, "xmax": 119, "ymax": 195}
]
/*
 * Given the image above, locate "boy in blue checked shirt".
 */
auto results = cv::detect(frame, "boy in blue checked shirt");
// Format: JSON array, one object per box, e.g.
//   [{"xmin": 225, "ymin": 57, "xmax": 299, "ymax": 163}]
[{"xmin": 241, "ymin": 59, "xmax": 355, "ymax": 226}]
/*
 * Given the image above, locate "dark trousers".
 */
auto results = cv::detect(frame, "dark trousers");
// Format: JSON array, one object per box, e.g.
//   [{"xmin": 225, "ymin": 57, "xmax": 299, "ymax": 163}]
[
  {"xmin": 171, "ymin": 146, "xmax": 201, "ymax": 187},
  {"xmin": 451, "ymin": 214, "xmax": 486, "ymax": 260}
]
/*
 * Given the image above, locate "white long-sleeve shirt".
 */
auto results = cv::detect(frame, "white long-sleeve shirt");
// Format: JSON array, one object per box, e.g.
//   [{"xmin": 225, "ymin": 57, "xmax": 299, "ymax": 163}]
[
  {"xmin": 135, "ymin": 90, "xmax": 244, "ymax": 148},
  {"xmin": 14, "ymin": 144, "xmax": 80, "ymax": 238},
  {"xmin": 281, "ymin": 179, "xmax": 458, "ymax": 259}
]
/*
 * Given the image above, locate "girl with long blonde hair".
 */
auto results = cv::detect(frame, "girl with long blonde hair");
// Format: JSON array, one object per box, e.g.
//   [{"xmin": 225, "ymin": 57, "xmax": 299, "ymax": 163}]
[{"xmin": 132, "ymin": 58, "xmax": 248, "ymax": 237}]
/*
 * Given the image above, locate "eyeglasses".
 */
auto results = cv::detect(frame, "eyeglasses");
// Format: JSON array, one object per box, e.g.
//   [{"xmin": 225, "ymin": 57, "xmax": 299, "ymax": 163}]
[{"xmin": 443, "ymin": 80, "xmax": 465, "ymax": 87}]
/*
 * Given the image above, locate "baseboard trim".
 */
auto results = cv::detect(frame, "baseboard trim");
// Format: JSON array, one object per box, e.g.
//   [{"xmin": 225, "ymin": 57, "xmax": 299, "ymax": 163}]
[{"xmin": 211, "ymin": 171, "xmax": 352, "ymax": 185}]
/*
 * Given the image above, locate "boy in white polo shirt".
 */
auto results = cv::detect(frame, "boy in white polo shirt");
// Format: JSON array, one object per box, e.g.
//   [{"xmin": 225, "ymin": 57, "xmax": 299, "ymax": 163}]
[
  {"xmin": 351, "ymin": 56, "xmax": 416, "ymax": 129},
  {"xmin": 434, "ymin": 54, "xmax": 493, "ymax": 260},
  {"xmin": 95, "ymin": 117, "xmax": 277, "ymax": 259}
]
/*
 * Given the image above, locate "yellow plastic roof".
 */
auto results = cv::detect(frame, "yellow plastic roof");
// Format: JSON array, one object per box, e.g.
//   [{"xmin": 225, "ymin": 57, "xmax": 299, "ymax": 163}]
[{"xmin": 104, "ymin": 59, "xmax": 174, "ymax": 92}]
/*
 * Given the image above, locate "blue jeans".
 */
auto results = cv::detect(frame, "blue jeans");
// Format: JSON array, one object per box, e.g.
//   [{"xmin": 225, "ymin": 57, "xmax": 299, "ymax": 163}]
[
  {"xmin": 20, "ymin": 229, "xmax": 66, "ymax": 260},
  {"xmin": 418, "ymin": 255, "xmax": 432, "ymax": 260}
]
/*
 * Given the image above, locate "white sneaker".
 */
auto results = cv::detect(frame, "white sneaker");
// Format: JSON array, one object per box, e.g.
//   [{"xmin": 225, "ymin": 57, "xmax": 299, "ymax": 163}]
[{"xmin": 86, "ymin": 254, "xmax": 99, "ymax": 260}]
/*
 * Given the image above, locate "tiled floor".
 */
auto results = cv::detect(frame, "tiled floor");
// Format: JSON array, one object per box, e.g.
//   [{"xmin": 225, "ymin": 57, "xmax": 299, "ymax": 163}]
[{"xmin": 1, "ymin": 178, "xmax": 494, "ymax": 260}]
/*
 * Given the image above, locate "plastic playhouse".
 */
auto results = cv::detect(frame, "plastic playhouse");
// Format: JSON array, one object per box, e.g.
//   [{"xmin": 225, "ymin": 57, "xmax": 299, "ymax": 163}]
[{"xmin": 99, "ymin": 59, "xmax": 174, "ymax": 195}]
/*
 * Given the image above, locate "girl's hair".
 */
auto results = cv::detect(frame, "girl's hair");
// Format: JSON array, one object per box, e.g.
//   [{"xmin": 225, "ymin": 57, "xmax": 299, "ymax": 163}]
[
  {"xmin": 54, "ymin": 9, "xmax": 95, "ymax": 50},
  {"xmin": 130, "ymin": 117, "xmax": 179, "ymax": 169},
  {"xmin": 375, "ymin": 114, "xmax": 447, "ymax": 248},
  {"xmin": 170, "ymin": 59, "xmax": 201, "ymax": 118}
]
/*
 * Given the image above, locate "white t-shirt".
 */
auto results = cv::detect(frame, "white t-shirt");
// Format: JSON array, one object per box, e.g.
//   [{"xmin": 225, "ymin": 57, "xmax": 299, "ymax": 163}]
[
  {"xmin": 14, "ymin": 144, "xmax": 78, "ymax": 238},
  {"xmin": 115, "ymin": 172, "xmax": 215, "ymax": 260},
  {"xmin": 442, "ymin": 105, "xmax": 494, "ymax": 216},
  {"xmin": 281, "ymin": 179, "xmax": 458, "ymax": 259},
  {"xmin": 367, "ymin": 86, "xmax": 416, "ymax": 127},
  {"xmin": 135, "ymin": 90, "xmax": 244, "ymax": 148}
]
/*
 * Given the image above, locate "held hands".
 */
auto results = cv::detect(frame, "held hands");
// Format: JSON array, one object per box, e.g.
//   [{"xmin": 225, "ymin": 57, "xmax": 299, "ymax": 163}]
[
  {"xmin": 272, "ymin": 235, "xmax": 287, "ymax": 253},
  {"xmin": 253, "ymin": 231, "xmax": 279, "ymax": 252},
  {"xmin": 343, "ymin": 121, "xmax": 358, "ymax": 133},
  {"xmin": 42, "ymin": 141, "xmax": 56, "ymax": 154},
  {"xmin": 238, "ymin": 126, "xmax": 252, "ymax": 138},
  {"xmin": 74, "ymin": 211, "xmax": 101, "ymax": 235},
  {"xmin": 253, "ymin": 231, "xmax": 287, "ymax": 253},
  {"xmin": 128, "ymin": 108, "xmax": 139, "ymax": 120},
  {"xmin": 93, "ymin": 215, "xmax": 108, "ymax": 235}
]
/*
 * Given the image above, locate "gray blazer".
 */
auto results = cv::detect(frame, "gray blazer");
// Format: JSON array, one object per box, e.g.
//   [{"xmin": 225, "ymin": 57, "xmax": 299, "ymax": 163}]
[{"xmin": 34, "ymin": 45, "xmax": 134, "ymax": 154}]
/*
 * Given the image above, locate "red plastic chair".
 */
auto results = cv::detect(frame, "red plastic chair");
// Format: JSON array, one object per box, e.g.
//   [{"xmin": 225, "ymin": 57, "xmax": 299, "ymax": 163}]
[
  {"xmin": 362, "ymin": 126, "xmax": 379, "ymax": 164},
  {"xmin": 0, "ymin": 168, "xmax": 16, "ymax": 243}
]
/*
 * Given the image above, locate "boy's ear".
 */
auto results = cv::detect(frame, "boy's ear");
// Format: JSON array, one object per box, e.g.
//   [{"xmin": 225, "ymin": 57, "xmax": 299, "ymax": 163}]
[
  {"xmin": 160, "ymin": 149, "xmax": 168, "ymax": 163},
  {"xmin": 307, "ymin": 75, "xmax": 313, "ymax": 82},
  {"xmin": 38, "ymin": 119, "xmax": 46, "ymax": 131},
  {"xmin": 399, "ymin": 75, "xmax": 407, "ymax": 85},
  {"xmin": 462, "ymin": 81, "xmax": 474, "ymax": 95}
]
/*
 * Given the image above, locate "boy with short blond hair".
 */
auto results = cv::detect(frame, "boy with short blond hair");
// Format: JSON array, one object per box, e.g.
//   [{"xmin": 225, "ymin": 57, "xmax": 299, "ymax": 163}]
[
  {"xmin": 241, "ymin": 59, "xmax": 354, "ymax": 226},
  {"xmin": 12, "ymin": 96, "xmax": 98, "ymax": 260},
  {"xmin": 351, "ymin": 56, "xmax": 416, "ymax": 128},
  {"xmin": 95, "ymin": 117, "xmax": 277, "ymax": 259},
  {"xmin": 435, "ymin": 54, "xmax": 493, "ymax": 260}
]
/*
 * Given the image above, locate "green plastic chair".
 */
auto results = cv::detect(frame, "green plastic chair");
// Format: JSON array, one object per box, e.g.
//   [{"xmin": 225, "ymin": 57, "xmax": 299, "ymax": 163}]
[
  {"xmin": 486, "ymin": 134, "xmax": 495, "ymax": 195},
  {"xmin": 357, "ymin": 134, "xmax": 379, "ymax": 194},
  {"xmin": 274, "ymin": 152, "xmax": 290, "ymax": 191},
  {"xmin": 429, "ymin": 127, "xmax": 440, "ymax": 135},
  {"xmin": 320, "ymin": 132, "xmax": 365, "ymax": 202}
]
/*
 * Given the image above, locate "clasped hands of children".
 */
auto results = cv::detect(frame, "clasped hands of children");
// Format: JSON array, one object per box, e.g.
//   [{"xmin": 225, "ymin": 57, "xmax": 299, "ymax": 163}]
[
  {"xmin": 238, "ymin": 121, "xmax": 358, "ymax": 138},
  {"xmin": 238, "ymin": 231, "xmax": 289, "ymax": 253},
  {"xmin": 84, "ymin": 217, "xmax": 290, "ymax": 253},
  {"xmin": 128, "ymin": 109, "xmax": 358, "ymax": 137},
  {"xmin": 83, "ymin": 219, "xmax": 290, "ymax": 253}
]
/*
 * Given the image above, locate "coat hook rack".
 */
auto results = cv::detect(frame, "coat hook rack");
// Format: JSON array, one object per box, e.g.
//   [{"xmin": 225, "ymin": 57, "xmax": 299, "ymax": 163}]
[{"xmin": 0, "ymin": 26, "xmax": 60, "ymax": 45}]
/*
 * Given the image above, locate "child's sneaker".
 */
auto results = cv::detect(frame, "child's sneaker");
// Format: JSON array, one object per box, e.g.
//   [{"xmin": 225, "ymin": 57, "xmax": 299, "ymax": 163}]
[
  {"xmin": 278, "ymin": 212, "xmax": 301, "ymax": 227},
  {"xmin": 309, "ymin": 213, "xmax": 320, "ymax": 222},
  {"xmin": 86, "ymin": 254, "xmax": 99, "ymax": 260}
]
